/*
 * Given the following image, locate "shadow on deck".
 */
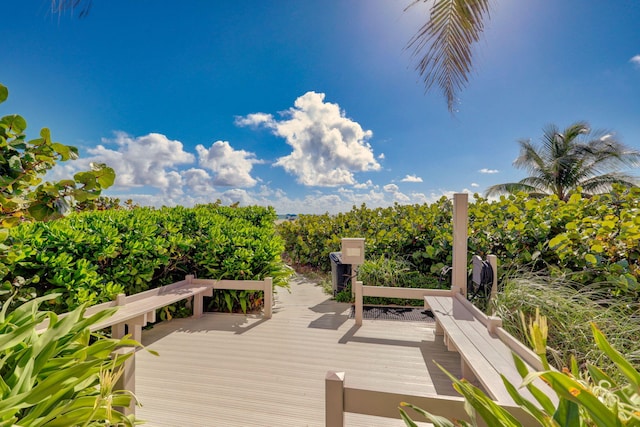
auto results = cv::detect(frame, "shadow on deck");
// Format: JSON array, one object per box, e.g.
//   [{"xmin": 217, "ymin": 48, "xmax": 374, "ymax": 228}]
[{"xmin": 135, "ymin": 276, "xmax": 461, "ymax": 426}]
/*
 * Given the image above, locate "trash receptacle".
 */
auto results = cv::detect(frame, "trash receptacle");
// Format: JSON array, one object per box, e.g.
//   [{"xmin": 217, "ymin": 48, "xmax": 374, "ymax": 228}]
[{"xmin": 330, "ymin": 252, "xmax": 352, "ymax": 295}]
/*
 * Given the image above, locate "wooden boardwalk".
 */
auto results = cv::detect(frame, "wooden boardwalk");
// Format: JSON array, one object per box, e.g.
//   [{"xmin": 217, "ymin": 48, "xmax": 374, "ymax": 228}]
[{"xmin": 135, "ymin": 275, "xmax": 462, "ymax": 426}]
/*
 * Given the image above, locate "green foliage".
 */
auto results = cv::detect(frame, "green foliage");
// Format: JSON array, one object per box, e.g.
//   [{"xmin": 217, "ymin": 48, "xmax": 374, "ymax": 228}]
[
  {"xmin": 354, "ymin": 256, "xmax": 444, "ymax": 306},
  {"xmin": 399, "ymin": 320, "xmax": 640, "ymax": 427},
  {"xmin": 278, "ymin": 188, "xmax": 640, "ymax": 298},
  {"xmin": 0, "ymin": 204, "xmax": 290, "ymax": 314},
  {"xmin": 0, "ymin": 294, "xmax": 139, "ymax": 426},
  {"xmin": 0, "ymin": 83, "xmax": 115, "ymax": 227},
  {"xmin": 492, "ymin": 273, "xmax": 640, "ymax": 378}
]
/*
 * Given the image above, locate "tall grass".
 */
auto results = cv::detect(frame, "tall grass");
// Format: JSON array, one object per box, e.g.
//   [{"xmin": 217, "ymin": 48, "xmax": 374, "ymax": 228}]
[{"xmin": 492, "ymin": 271, "xmax": 640, "ymax": 377}]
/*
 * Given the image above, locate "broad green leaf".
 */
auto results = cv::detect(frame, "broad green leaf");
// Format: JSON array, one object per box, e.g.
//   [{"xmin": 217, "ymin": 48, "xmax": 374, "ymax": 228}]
[
  {"xmin": 552, "ymin": 397, "xmax": 581, "ymax": 427},
  {"xmin": 584, "ymin": 254, "xmax": 598, "ymax": 265},
  {"xmin": 0, "ymin": 84, "xmax": 7, "ymax": 103},
  {"xmin": 27, "ymin": 203, "xmax": 55, "ymax": 221},
  {"xmin": 2, "ymin": 114, "xmax": 27, "ymax": 133},
  {"xmin": 591, "ymin": 323, "xmax": 640, "ymax": 389},
  {"xmin": 540, "ymin": 371, "xmax": 622, "ymax": 427},
  {"xmin": 51, "ymin": 142, "xmax": 73, "ymax": 161}
]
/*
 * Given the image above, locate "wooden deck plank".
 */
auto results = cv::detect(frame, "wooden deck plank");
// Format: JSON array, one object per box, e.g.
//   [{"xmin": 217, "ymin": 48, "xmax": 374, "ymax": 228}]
[{"xmin": 135, "ymin": 276, "xmax": 461, "ymax": 426}]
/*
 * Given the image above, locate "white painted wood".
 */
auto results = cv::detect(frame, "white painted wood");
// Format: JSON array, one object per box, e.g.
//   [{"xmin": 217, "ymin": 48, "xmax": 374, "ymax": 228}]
[
  {"xmin": 354, "ymin": 281, "xmax": 363, "ymax": 326},
  {"xmin": 113, "ymin": 346, "xmax": 136, "ymax": 416},
  {"xmin": 424, "ymin": 294, "xmax": 558, "ymax": 407},
  {"xmin": 452, "ymin": 193, "xmax": 468, "ymax": 297},
  {"xmin": 325, "ymin": 371, "xmax": 345, "ymax": 427},
  {"xmin": 488, "ymin": 254, "xmax": 498, "ymax": 303},
  {"xmin": 264, "ymin": 277, "xmax": 273, "ymax": 319},
  {"xmin": 136, "ymin": 276, "xmax": 461, "ymax": 426}
]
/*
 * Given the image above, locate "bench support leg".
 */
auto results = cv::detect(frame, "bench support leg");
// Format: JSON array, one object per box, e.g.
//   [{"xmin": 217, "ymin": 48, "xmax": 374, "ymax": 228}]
[
  {"xmin": 264, "ymin": 277, "xmax": 273, "ymax": 319},
  {"xmin": 435, "ymin": 320, "xmax": 444, "ymax": 336},
  {"xmin": 461, "ymin": 360, "xmax": 477, "ymax": 384},
  {"xmin": 112, "ymin": 322, "xmax": 126, "ymax": 339}
]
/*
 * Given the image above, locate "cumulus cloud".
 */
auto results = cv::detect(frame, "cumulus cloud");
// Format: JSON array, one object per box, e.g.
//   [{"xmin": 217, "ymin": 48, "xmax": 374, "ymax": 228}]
[
  {"xmin": 383, "ymin": 183, "xmax": 399, "ymax": 193},
  {"xmin": 471, "ymin": 182, "xmax": 480, "ymax": 188},
  {"xmin": 478, "ymin": 168, "xmax": 499, "ymax": 174},
  {"xmin": 234, "ymin": 113, "xmax": 274, "ymax": 128},
  {"xmin": 630, "ymin": 54, "xmax": 640, "ymax": 67},
  {"xmin": 401, "ymin": 174, "xmax": 423, "ymax": 183},
  {"xmin": 182, "ymin": 168, "xmax": 215, "ymax": 195},
  {"xmin": 353, "ymin": 179, "xmax": 374, "ymax": 189},
  {"xmin": 382, "ymin": 183, "xmax": 410, "ymax": 202},
  {"xmin": 236, "ymin": 91, "xmax": 380, "ymax": 186},
  {"xmin": 378, "ymin": 153, "xmax": 385, "ymax": 160},
  {"xmin": 196, "ymin": 140, "xmax": 261, "ymax": 187},
  {"xmin": 87, "ymin": 132, "xmax": 195, "ymax": 195}
]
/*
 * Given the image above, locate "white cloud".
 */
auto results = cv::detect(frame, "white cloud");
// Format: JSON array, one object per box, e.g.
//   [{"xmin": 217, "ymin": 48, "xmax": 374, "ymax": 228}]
[
  {"xmin": 353, "ymin": 179, "xmax": 374, "ymax": 189},
  {"xmin": 471, "ymin": 182, "xmax": 480, "ymax": 188},
  {"xmin": 630, "ymin": 54, "xmax": 640, "ymax": 67},
  {"xmin": 87, "ymin": 132, "xmax": 195, "ymax": 194},
  {"xmin": 378, "ymin": 153, "xmax": 385, "ymax": 160},
  {"xmin": 478, "ymin": 168, "xmax": 499, "ymax": 174},
  {"xmin": 182, "ymin": 168, "xmax": 215, "ymax": 195},
  {"xmin": 236, "ymin": 91, "xmax": 381, "ymax": 186},
  {"xmin": 401, "ymin": 174, "xmax": 423, "ymax": 183},
  {"xmin": 234, "ymin": 113, "xmax": 274, "ymax": 128},
  {"xmin": 196, "ymin": 140, "xmax": 261, "ymax": 187},
  {"xmin": 383, "ymin": 183, "xmax": 399, "ymax": 193}
]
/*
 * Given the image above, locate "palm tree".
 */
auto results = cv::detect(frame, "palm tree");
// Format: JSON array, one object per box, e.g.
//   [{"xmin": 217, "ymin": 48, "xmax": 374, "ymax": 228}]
[
  {"xmin": 485, "ymin": 122, "xmax": 640, "ymax": 201},
  {"xmin": 406, "ymin": 0, "xmax": 491, "ymax": 112}
]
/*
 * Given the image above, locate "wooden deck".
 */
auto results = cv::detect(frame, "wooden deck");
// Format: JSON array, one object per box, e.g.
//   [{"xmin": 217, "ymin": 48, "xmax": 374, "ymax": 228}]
[{"xmin": 135, "ymin": 275, "xmax": 462, "ymax": 426}]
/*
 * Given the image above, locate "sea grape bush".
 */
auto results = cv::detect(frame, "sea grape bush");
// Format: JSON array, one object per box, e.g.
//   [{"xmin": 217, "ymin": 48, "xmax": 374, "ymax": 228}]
[
  {"xmin": 0, "ymin": 204, "xmax": 289, "ymax": 313},
  {"xmin": 277, "ymin": 186, "xmax": 640, "ymax": 297}
]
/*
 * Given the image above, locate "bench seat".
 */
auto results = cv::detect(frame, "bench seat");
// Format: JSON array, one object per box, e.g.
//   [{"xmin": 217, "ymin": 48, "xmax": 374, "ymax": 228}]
[{"xmin": 425, "ymin": 293, "xmax": 557, "ymax": 407}]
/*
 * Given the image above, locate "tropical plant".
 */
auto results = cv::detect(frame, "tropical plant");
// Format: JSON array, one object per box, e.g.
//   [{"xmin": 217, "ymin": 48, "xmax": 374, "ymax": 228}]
[
  {"xmin": 399, "ymin": 315, "xmax": 640, "ymax": 427},
  {"xmin": 406, "ymin": 0, "xmax": 490, "ymax": 112},
  {"xmin": 486, "ymin": 122, "xmax": 640, "ymax": 201},
  {"xmin": 0, "ymin": 83, "xmax": 115, "ymax": 228},
  {"xmin": 0, "ymin": 293, "xmax": 141, "ymax": 426}
]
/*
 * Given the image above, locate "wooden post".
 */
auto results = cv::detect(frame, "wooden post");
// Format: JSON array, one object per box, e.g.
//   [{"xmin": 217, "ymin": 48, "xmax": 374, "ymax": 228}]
[
  {"xmin": 113, "ymin": 346, "xmax": 136, "ymax": 416},
  {"xmin": 354, "ymin": 281, "xmax": 363, "ymax": 326},
  {"xmin": 112, "ymin": 294, "xmax": 127, "ymax": 339},
  {"xmin": 264, "ymin": 277, "xmax": 273, "ymax": 319},
  {"xmin": 452, "ymin": 193, "xmax": 469, "ymax": 297},
  {"xmin": 487, "ymin": 254, "xmax": 498, "ymax": 302},
  {"xmin": 325, "ymin": 371, "xmax": 345, "ymax": 427}
]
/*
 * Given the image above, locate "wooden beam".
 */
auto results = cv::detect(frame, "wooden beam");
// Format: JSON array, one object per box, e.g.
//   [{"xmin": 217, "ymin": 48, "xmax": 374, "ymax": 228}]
[{"xmin": 452, "ymin": 193, "xmax": 468, "ymax": 297}]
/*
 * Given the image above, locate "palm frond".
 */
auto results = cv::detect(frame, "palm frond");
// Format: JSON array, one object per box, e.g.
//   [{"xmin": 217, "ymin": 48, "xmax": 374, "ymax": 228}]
[
  {"xmin": 579, "ymin": 173, "xmax": 638, "ymax": 195},
  {"xmin": 486, "ymin": 121, "xmax": 640, "ymax": 200},
  {"xmin": 485, "ymin": 182, "xmax": 539, "ymax": 198},
  {"xmin": 407, "ymin": 0, "xmax": 491, "ymax": 112},
  {"xmin": 50, "ymin": 0, "xmax": 92, "ymax": 18}
]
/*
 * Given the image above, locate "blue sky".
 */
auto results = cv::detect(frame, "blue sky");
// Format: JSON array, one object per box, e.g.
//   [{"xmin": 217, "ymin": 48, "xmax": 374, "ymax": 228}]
[{"xmin": 3, "ymin": 1, "xmax": 640, "ymax": 214}]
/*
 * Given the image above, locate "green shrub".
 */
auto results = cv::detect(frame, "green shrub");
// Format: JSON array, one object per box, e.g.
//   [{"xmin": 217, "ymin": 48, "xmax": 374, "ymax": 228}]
[
  {"xmin": 277, "ymin": 188, "xmax": 640, "ymax": 299},
  {"xmin": 0, "ymin": 204, "xmax": 290, "ymax": 315}
]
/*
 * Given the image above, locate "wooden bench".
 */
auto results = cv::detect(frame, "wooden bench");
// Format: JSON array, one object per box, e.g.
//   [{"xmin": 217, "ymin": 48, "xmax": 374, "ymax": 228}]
[
  {"xmin": 36, "ymin": 275, "xmax": 273, "ymax": 343},
  {"xmin": 424, "ymin": 289, "xmax": 557, "ymax": 406}
]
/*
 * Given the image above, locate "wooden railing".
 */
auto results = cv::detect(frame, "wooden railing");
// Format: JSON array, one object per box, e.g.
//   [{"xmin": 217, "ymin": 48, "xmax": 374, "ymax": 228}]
[
  {"xmin": 35, "ymin": 275, "xmax": 273, "ymax": 416},
  {"xmin": 325, "ymin": 371, "xmax": 537, "ymax": 427},
  {"xmin": 352, "ymin": 280, "xmax": 451, "ymax": 325}
]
